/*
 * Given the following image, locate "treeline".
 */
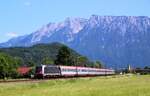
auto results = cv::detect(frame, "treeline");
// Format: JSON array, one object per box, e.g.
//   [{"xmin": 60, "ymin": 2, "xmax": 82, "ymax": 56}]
[
  {"xmin": 0, "ymin": 43, "xmax": 80, "ymax": 67},
  {"xmin": 0, "ymin": 43, "xmax": 103, "ymax": 68},
  {"xmin": 54, "ymin": 45, "xmax": 103, "ymax": 68},
  {"xmin": 0, "ymin": 43, "xmax": 103, "ymax": 79}
]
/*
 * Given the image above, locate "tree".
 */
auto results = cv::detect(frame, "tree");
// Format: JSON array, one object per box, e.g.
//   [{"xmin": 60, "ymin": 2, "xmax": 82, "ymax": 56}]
[
  {"xmin": 93, "ymin": 61, "xmax": 103, "ymax": 68},
  {"xmin": 27, "ymin": 60, "xmax": 36, "ymax": 67},
  {"xmin": 42, "ymin": 57, "xmax": 54, "ymax": 65},
  {"xmin": 55, "ymin": 46, "xmax": 74, "ymax": 66},
  {"xmin": 144, "ymin": 66, "xmax": 149, "ymax": 69},
  {"xmin": 0, "ymin": 52, "xmax": 19, "ymax": 79},
  {"xmin": 26, "ymin": 67, "xmax": 35, "ymax": 78},
  {"xmin": 0, "ymin": 56, "xmax": 8, "ymax": 79},
  {"xmin": 76, "ymin": 56, "xmax": 88, "ymax": 67}
]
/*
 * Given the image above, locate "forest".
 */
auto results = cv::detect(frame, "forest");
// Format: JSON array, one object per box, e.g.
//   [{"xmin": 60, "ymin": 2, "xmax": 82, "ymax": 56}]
[{"xmin": 0, "ymin": 42, "xmax": 103, "ymax": 79}]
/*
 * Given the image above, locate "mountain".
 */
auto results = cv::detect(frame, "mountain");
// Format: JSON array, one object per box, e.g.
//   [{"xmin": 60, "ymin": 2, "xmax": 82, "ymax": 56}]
[
  {"xmin": 0, "ymin": 17, "xmax": 87, "ymax": 47},
  {"xmin": 1, "ymin": 15, "xmax": 150, "ymax": 68},
  {"xmin": 0, "ymin": 42, "xmax": 83, "ymax": 66}
]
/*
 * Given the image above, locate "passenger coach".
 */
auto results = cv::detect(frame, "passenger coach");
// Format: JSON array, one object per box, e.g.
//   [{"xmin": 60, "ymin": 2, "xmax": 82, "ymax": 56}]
[{"xmin": 35, "ymin": 65, "xmax": 115, "ymax": 78}]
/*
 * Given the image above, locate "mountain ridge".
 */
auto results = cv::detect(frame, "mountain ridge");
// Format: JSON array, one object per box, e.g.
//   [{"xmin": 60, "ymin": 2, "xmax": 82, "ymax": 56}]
[{"xmin": 1, "ymin": 15, "xmax": 150, "ymax": 68}]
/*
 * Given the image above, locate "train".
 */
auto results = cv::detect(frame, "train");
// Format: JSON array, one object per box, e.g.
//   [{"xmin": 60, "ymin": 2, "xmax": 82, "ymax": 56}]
[{"xmin": 35, "ymin": 65, "xmax": 115, "ymax": 78}]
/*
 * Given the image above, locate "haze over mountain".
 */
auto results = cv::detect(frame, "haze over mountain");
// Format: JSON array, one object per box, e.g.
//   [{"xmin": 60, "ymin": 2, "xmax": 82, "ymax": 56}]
[{"xmin": 1, "ymin": 15, "xmax": 150, "ymax": 68}]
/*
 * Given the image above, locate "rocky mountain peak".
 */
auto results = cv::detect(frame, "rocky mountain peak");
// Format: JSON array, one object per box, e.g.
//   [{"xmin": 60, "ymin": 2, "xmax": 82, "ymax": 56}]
[{"xmin": 1, "ymin": 15, "xmax": 150, "ymax": 68}]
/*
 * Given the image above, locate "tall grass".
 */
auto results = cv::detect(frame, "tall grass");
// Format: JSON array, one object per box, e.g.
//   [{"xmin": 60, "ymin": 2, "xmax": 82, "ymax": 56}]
[{"xmin": 0, "ymin": 75, "xmax": 150, "ymax": 96}]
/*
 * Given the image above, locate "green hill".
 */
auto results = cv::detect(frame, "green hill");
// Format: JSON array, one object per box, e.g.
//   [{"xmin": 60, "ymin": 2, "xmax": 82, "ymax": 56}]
[{"xmin": 0, "ymin": 42, "xmax": 85, "ymax": 67}]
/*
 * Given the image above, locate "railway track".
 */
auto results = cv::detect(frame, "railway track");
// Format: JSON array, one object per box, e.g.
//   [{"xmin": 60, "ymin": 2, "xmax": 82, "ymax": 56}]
[
  {"xmin": 0, "ymin": 77, "xmax": 80, "ymax": 83},
  {"xmin": 0, "ymin": 75, "xmax": 114, "ymax": 83},
  {"xmin": 0, "ymin": 79, "xmax": 42, "ymax": 83},
  {"xmin": 0, "ymin": 76, "xmax": 98, "ymax": 83}
]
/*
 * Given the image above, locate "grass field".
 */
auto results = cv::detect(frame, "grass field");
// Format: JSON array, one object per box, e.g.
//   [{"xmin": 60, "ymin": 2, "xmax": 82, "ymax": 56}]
[{"xmin": 0, "ymin": 75, "xmax": 150, "ymax": 96}]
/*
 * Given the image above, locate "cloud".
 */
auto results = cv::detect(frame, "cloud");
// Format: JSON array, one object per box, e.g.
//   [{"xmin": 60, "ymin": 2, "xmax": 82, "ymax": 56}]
[
  {"xmin": 24, "ymin": 1, "xmax": 31, "ymax": 6},
  {"xmin": 6, "ymin": 32, "xmax": 19, "ymax": 37}
]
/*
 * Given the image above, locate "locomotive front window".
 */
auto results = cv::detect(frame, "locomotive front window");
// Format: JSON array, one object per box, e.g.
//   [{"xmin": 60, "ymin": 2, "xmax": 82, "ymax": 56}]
[{"xmin": 44, "ymin": 66, "xmax": 60, "ymax": 74}]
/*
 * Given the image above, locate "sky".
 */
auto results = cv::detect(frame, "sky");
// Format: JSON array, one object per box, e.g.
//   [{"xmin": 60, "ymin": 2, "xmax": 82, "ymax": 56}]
[{"xmin": 0, "ymin": 0, "xmax": 150, "ymax": 43}]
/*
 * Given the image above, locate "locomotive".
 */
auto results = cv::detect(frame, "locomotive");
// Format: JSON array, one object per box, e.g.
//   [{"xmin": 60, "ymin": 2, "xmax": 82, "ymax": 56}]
[{"xmin": 35, "ymin": 65, "xmax": 115, "ymax": 78}]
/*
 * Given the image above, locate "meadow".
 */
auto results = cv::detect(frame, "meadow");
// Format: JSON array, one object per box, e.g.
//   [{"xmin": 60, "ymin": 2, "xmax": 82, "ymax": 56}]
[{"xmin": 0, "ymin": 75, "xmax": 150, "ymax": 96}]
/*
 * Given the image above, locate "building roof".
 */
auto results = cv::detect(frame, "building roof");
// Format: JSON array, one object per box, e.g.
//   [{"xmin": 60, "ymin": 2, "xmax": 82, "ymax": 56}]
[{"xmin": 17, "ymin": 67, "xmax": 31, "ymax": 75}]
